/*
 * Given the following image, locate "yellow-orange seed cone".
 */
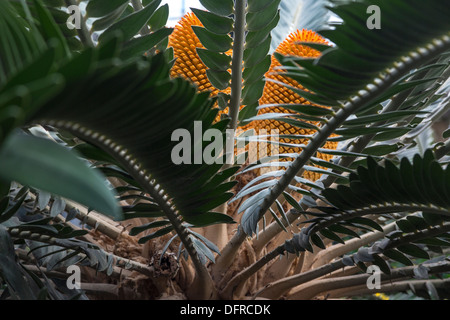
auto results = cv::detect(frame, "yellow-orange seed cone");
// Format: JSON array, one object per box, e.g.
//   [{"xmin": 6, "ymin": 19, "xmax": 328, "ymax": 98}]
[
  {"xmin": 251, "ymin": 29, "xmax": 338, "ymax": 181},
  {"xmin": 169, "ymin": 13, "xmax": 233, "ymax": 122},
  {"xmin": 169, "ymin": 13, "xmax": 218, "ymax": 94},
  {"xmin": 169, "ymin": 16, "xmax": 337, "ymax": 181}
]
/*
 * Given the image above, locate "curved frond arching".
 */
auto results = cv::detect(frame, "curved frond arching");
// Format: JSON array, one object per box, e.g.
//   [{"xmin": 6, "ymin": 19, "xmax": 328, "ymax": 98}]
[
  {"xmin": 234, "ymin": 0, "xmax": 450, "ymax": 237},
  {"xmin": 291, "ymin": 150, "xmax": 450, "ymax": 253},
  {"xmin": 31, "ymin": 51, "xmax": 237, "ymax": 228}
]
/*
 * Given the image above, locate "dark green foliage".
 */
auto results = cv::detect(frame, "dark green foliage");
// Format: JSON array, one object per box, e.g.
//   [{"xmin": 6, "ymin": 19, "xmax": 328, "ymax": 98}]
[
  {"xmin": 0, "ymin": 0, "xmax": 449, "ymax": 301},
  {"xmin": 322, "ymin": 151, "xmax": 450, "ymax": 212}
]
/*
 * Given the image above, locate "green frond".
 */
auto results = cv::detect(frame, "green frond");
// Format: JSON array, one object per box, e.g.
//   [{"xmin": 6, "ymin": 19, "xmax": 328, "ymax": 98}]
[
  {"xmin": 320, "ymin": 150, "xmax": 450, "ymax": 213},
  {"xmin": 237, "ymin": 0, "xmax": 450, "ymax": 237},
  {"xmin": 283, "ymin": 150, "xmax": 450, "ymax": 256},
  {"xmin": 0, "ymin": 1, "xmax": 237, "ymax": 283}
]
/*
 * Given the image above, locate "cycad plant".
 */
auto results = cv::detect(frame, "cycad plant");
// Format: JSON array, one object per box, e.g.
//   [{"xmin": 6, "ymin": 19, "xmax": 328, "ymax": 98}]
[{"xmin": 0, "ymin": 0, "xmax": 449, "ymax": 300}]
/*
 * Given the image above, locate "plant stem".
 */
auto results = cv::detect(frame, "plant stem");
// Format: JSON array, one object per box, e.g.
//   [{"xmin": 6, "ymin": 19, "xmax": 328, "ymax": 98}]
[
  {"xmin": 259, "ymin": 257, "xmax": 346, "ymax": 299},
  {"xmin": 131, "ymin": 0, "xmax": 151, "ymax": 35},
  {"xmin": 329, "ymin": 277, "xmax": 450, "ymax": 299},
  {"xmin": 289, "ymin": 261, "xmax": 450, "ymax": 300},
  {"xmin": 320, "ymin": 79, "xmax": 421, "ymax": 188},
  {"xmin": 80, "ymin": 283, "xmax": 121, "ymax": 299},
  {"xmin": 65, "ymin": 0, "xmax": 94, "ymax": 48},
  {"xmin": 252, "ymin": 208, "xmax": 299, "ymax": 255},
  {"xmin": 228, "ymin": 0, "xmax": 246, "ymax": 131},
  {"xmin": 131, "ymin": 174, "xmax": 215, "ymax": 299},
  {"xmin": 306, "ymin": 221, "xmax": 396, "ymax": 270},
  {"xmin": 131, "ymin": 0, "xmax": 144, "ymax": 10},
  {"xmin": 64, "ymin": 199, "xmax": 124, "ymax": 239},
  {"xmin": 435, "ymin": 138, "xmax": 450, "ymax": 159},
  {"xmin": 222, "ymin": 219, "xmax": 394, "ymax": 299},
  {"xmin": 220, "ymin": 244, "xmax": 285, "ymax": 299},
  {"xmin": 206, "ymin": 0, "xmax": 247, "ymax": 256},
  {"xmin": 256, "ymin": 220, "xmax": 450, "ymax": 299}
]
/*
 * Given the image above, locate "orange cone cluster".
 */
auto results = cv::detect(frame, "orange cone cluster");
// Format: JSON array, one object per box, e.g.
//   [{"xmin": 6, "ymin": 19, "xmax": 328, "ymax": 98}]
[
  {"xmin": 168, "ymin": 13, "xmax": 232, "ymax": 122},
  {"xmin": 168, "ymin": 13, "xmax": 338, "ymax": 181},
  {"xmin": 169, "ymin": 13, "xmax": 220, "ymax": 95},
  {"xmin": 253, "ymin": 29, "xmax": 338, "ymax": 181}
]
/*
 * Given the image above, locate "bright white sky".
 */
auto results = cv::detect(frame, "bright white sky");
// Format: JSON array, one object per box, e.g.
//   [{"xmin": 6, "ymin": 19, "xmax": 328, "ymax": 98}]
[{"xmin": 162, "ymin": 0, "xmax": 204, "ymax": 26}]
